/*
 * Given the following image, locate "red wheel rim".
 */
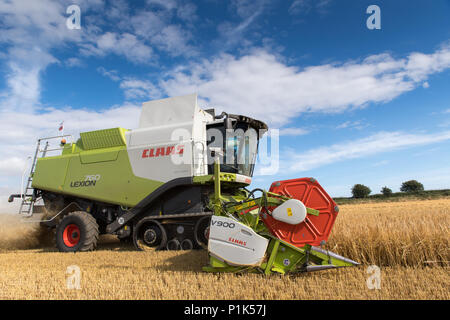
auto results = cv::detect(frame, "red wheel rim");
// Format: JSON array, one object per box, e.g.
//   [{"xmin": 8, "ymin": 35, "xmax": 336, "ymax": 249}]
[{"xmin": 63, "ymin": 224, "xmax": 81, "ymax": 247}]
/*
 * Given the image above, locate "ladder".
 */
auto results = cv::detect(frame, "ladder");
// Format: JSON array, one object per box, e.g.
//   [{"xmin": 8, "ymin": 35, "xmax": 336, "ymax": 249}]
[
  {"xmin": 13, "ymin": 134, "xmax": 73, "ymax": 217},
  {"xmin": 8, "ymin": 134, "xmax": 73, "ymax": 218},
  {"xmin": 18, "ymin": 140, "xmax": 47, "ymax": 216}
]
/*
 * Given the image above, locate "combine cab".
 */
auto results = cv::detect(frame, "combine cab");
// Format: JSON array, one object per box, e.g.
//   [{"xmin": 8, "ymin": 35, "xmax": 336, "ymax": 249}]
[{"xmin": 9, "ymin": 93, "xmax": 357, "ymax": 274}]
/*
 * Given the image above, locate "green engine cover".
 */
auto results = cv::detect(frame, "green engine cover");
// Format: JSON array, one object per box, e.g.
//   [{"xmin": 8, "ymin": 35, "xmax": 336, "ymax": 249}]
[{"xmin": 32, "ymin": 128, "xmax": 164, "ymax": 207}]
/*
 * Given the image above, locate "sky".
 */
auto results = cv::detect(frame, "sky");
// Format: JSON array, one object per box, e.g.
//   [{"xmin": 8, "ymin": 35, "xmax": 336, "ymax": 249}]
[{"xmin": 0, "ymin": 0, "xmax": 450, "ymax": 212}]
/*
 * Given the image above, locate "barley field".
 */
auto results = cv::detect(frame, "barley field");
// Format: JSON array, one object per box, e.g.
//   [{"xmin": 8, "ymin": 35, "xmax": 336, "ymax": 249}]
[{"xmin": 0, "ymin": 198, "xmax": 449, "ymax": 300}]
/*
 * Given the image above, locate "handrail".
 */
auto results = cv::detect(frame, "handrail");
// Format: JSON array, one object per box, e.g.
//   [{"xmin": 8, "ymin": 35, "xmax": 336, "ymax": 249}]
[
  {"xmin": 20, "ymin": 156, "xmax": 32, "ymax": 198},
  {"xmin": 37, "ymin": 134, "xmax": 74, "ymax": 155},
  {"xmin": 192, "ymin": 140, "xmax": 207, "ymax": 175},
  {"xmin": 38, "ymin": 134, "xmax": 73, "ymax": 142}
]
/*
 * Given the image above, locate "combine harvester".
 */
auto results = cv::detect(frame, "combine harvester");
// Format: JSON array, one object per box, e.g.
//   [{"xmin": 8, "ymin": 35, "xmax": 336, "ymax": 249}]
[{"xmin": 8, "ymin": 94, "xmax": 357, "ymax": 274}]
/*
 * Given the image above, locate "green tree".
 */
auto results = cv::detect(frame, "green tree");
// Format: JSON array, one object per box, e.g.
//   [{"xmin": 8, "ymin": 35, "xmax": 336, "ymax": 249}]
[
  {"xmin": 400, "ymin": 180, "xmax": 424, "ymax": 193},
  {"xmin": 381, "ymin": 186, "xmax": 393, "ymax": 196},
  {"xmin": 352, "ymin": 184, "xmax": 371, "ymax": 198}
]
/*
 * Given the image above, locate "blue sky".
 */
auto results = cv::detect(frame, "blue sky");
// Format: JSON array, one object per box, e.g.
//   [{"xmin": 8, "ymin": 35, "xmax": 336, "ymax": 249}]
[{"xmin": 0, "ymin": 0, "xmax": 450, "ymax": 209}]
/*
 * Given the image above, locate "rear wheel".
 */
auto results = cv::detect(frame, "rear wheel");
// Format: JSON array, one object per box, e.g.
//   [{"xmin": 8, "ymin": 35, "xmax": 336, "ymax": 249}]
[{"xmin": 55, "ymin": 211, "xmax": 99, "ymax": 252}]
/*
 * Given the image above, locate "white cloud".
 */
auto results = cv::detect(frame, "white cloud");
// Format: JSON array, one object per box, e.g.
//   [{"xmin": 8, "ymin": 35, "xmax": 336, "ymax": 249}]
[
  {"xmin": 151, "ymin": 25, "xmax": 196, "ymax": 57},
  {"xmin": 120, "ymin": 79, "xmax": 162, "ymax": 100},
  {"xmin": 289, "ymin": 0, "xmax": 313, "ymax": 15},
  {"xmin": 215, "ymin": 0, "xmax": 268, "ymax": 50},
  {"xmin": 0, "ymin": 157, "xmax": 28, "ymax": 177},
  {"xmin": 97, "ymin": 66, "xmax": 121, "ymax": 82},
  {"xmin": 372, "ymin": 160, "xmax": 389, "ymax": 167},
  {"xmin": 278, "ymin": 127, "xmax": 309, "ymax": 136},
  {"xmin": 97, "ymin": 68, "xmax": 163, "ymax": 101},
  {"xmin": 405, "ymin": 48, "xmax": 450, "ymax": 81},
  {"xmin": 336, "ymin": 120, "xmax": 368, "ymax": 130},
  {"xmin": 83, "ymin": 6, "xmax": 197, "ymax": 60},
  {"xmin": 147, "ymin": 0, "xmax": 178, "ymax": 11},
  {"xmin": 2, "ymin": 63, "xmax": 42, "ymax": 112},
  {"xmin": 130, "ymin": 10, "xmax": 166, "ymax": 38},
  {"xmin": 437, "ymin": 108, "xmax": 450, "ymax": 127},
  {"xmin": 0, "ymin": 0, "xmax": 198, "ymax": 68},
  {"xmin": 82, "ymin": 32, "xmax": 154, "ymax": 63},
  {"xmin": 65, "ymin": 57, "xmax": 84, "ymax": 68},
  {"xmin": 176, "ymin": 2, "xmax": 197, "ymax": 23},
  {"xmin": 0, "ymin": 0, "xmax": 81, "ymax": 47},
  {"xmin": 0, "ymin": 1, "xmax": 79, "ymax": 112},
  {"xmin": 159, "ymin": 44, "xmax": 450, "ymax": 126},
  {"xmin": 289, "ymin": 0, "xmax": 332, "ymax": 15},
  {"xmin": 231, "ymin": 0, "xmax": 269, "ymax": 19},
  {"xmin": 146, "ymin": 0, "xmax": 197, "ymax": 22},
  {"xmin": 282, "ymin": 130, "xmax": 450, "ymax": 173}
]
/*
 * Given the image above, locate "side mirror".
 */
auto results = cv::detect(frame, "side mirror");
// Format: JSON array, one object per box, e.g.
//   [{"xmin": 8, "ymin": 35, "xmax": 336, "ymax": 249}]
[{"xmin": 209, "ymin": 147, "xmax": 224, "ymax": 158}]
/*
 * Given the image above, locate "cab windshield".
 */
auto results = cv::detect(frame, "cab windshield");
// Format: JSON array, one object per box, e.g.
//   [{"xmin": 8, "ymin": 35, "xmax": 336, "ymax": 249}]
[
  {"xmin": 224, "ymin": 128, "xmax": 258, "ymax": 177},
  {"xmin": 207, "ymin": 123, "xmax": 260, "ymax": 177}
]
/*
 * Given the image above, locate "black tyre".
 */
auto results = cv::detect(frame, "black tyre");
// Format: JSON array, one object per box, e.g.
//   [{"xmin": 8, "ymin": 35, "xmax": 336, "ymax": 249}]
[
  {"xmin": 133, "ymin": 219, "xmax": 167, "ymax": 251},
  {"xmin": 55, "ymin": 211, "xmax": 99, "ymax": 252},
  {"xmin": 194, "ymin": 216, "xmax": 211, "ymax": 249}
]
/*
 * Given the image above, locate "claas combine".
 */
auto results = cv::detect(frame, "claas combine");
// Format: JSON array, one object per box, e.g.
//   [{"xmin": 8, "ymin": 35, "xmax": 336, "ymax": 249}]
[{"xmin": 8, "ymin": 94, "xmax": 358, "ymax": 274}]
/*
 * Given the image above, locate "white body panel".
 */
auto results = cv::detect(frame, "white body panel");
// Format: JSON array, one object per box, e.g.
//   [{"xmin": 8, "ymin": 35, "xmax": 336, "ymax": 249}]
[
  {"xmin": 234, "ymin": 174, "xmax": 252, "ymax": 185},
  {"xmin": 126, "ymin": 94, "xmax": 213, "ymax": 182},
  {"xmin": 208, "ymin": 216, "xmax": 269, "ymax": 266},
  {"xmin": 272, "ymin": 199, "xmax": 307, "ymax": 225}
]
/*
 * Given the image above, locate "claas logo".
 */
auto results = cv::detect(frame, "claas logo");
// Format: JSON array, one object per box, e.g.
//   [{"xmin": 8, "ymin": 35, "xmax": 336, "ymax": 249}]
[
  {"xmin": 228, "ymin": 237, "xmax": 247, "ymax": 246},
  {"xmin": 141, "ymin": 145, "xmax": 184, "ymax": 158}
]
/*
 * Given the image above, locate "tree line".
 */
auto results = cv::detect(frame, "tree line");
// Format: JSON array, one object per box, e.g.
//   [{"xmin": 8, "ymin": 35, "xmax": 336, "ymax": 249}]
[{"xmin": 351, "ymin": 180, "xmax": 424, "ymax": 198}]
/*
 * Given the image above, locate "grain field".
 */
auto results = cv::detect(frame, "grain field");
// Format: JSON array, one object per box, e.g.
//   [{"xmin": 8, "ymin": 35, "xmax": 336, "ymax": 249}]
[{"xmin": 0, "ymin": 198, "xmax": 449, "ymax": 300}]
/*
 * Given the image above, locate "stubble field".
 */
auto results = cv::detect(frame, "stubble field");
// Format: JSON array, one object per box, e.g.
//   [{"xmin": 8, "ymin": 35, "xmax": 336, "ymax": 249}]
[{"xmin": 0, "ymin": 198, "xmax": 449, "ymax": 300}]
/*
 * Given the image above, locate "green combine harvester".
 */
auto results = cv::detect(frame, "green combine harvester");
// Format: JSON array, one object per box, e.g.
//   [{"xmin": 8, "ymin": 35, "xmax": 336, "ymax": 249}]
[{"xmin": 9, "ymin": 94, "xmax": 358, "ymax": 274}]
